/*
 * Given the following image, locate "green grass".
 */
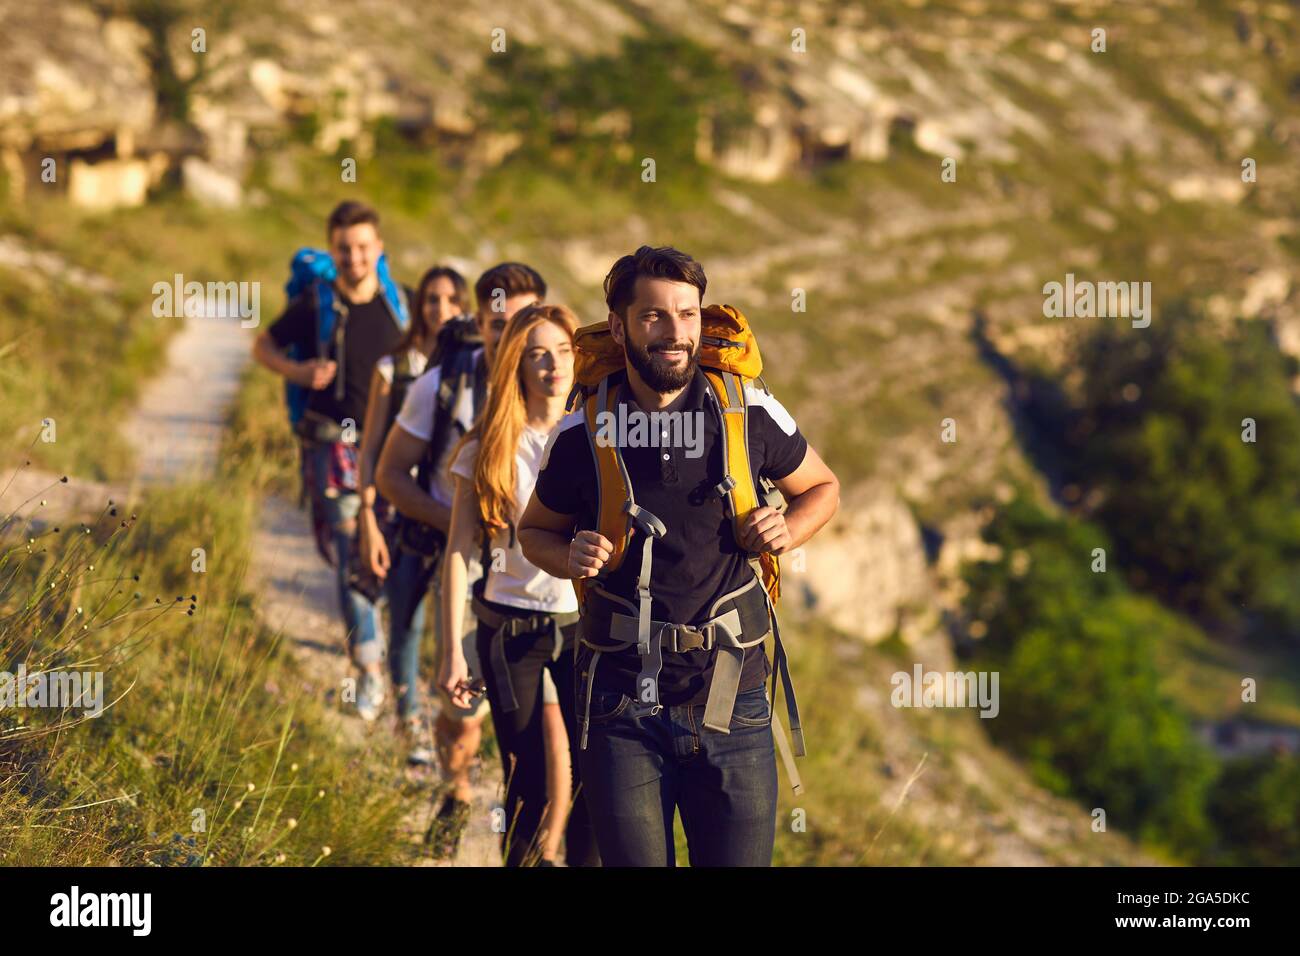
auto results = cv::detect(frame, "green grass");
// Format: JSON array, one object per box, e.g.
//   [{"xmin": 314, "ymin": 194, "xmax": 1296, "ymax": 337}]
[
  {"xmin": 0, "ymin": 186, "xmax": 309, "ymax": 481},
  {"xmin": 0, "ymin": 270, "xmax": 171, "ymax": 480},
  {"xmin": 1152, "ymin": 616, "xmax": 1300, "ymax": 731},
  {"xmin": 0, "ymin": 183, "xmax": 428, "ymax": 862},
  {"xmin": 0, "ymin": 470, "xmax": 413, "ymax": 865}
]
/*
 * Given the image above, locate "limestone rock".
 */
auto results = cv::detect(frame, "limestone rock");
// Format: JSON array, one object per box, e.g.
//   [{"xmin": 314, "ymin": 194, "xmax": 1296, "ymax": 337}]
[
  {"xmin": 67, "ymin": 158, "xmax": 150, "ymax": 210},
  {"xmin": 799, "ymin": 484, "xmax": 932, "ymax": 644},
  {"xmin": 182, "ymin": 156, "xmax": 243, "ymax": 209}
]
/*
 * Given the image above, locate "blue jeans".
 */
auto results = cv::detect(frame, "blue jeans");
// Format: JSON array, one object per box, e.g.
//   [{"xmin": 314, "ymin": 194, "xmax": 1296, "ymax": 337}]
[
  {"xmin": 312, "ymin": 482, "xmax": 385, "ymax": 671},
  {"xmin": 577, "ymin": 683, "xmax": 778, "ymax": 866},
  {"xmin": 385, "ymin": 547, "xmax": 433, "ymax": 721},
  {"xmin": 307, "ymin": 443, "xmax": 408, "ymax": 686}
]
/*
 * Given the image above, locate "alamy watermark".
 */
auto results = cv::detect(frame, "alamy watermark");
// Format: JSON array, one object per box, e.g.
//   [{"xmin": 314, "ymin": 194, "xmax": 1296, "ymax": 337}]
[
  {"xmin": 152, "ymin": 273, "xmax": 260, "ymax": 327},
  {"xmin": 890, "ymin": 664, "xmax": 999, "ymax": 718},
  {"xmin": 1042, "ymin": 273, "xmax": 1151, "ymax": 328},
  {"xmin": 0, "ymin": 664, "xmax": 104, "ymax": 716},
  {"xmin": 50, "ymin": 886, "xmax": 151, "ymax": 936},
  {"xmin": 594, "ymin": 407, "xmax": 706, "ymax": 459}
]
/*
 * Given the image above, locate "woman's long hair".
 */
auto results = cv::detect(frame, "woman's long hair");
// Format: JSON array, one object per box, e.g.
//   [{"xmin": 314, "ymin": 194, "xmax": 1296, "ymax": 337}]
[
  {"xmin": 391, "ymin": 265, "xmax": 468, "ymax": 358},
  {"xmin": 452, "ymin": 303, "xmax": 579, "ymax": 535}
]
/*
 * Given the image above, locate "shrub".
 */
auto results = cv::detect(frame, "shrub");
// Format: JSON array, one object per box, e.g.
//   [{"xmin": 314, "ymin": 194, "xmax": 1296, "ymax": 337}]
[
  {"xmin": 1025, "ymin": 303, "xmax": 1300, "ymax": 639},
  {"xmin": 963, "ymin": 494, "xmax": 1217, "ymax": 856}
]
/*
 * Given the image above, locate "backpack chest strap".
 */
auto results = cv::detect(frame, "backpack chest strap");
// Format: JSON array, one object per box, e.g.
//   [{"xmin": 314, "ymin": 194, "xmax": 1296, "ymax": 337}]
[{"xmin": 594, "ymin": 606, "xmax": 758, "ymax": 654}]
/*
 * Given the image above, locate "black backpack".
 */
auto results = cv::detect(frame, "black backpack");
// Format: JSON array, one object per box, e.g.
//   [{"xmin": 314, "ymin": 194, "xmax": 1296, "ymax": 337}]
[{"xmin": 395, "ymin": 316, "xmax": 487, "ymax": 559}]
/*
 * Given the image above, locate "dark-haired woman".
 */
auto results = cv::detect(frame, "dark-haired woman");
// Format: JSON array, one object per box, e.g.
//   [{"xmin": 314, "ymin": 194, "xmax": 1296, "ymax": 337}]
[{"xmin": 356, "ymin": 266, "xmax": 468, "ymax": 763}]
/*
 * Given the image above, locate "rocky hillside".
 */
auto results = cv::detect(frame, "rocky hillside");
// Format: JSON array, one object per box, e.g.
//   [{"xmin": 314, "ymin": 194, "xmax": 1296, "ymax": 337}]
[
  {"xmin": 3, "ymin": 0, "xmax": 1299, "ymax": 864},
  {"xmin": 9, "ymin": 0, "xmax": 1295, "ymax": 632}
]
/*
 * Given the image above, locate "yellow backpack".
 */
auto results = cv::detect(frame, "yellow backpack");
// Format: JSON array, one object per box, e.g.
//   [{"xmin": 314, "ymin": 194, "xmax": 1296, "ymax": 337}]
[{"xmin": 569, "ymin": 303, "xmax": 783, "ymax": 606}]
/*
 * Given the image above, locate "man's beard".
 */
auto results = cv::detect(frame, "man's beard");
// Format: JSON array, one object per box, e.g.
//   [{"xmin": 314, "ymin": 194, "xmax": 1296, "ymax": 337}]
[{"xmin": 626, "ymin": 334, "xmax": 700, "ymax": 393}]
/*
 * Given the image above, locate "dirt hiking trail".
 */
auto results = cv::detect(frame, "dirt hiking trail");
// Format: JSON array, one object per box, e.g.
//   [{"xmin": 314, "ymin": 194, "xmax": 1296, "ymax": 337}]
[{"xmin": 7, "ymin": 303, "xmax": 502, "ymax": 866}]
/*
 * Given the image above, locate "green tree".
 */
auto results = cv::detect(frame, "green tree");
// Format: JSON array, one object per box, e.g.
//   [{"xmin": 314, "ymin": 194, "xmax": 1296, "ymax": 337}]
[
  {"xmin": 1028, "ymin": 303, "xmax": 1300, "ymax": 639},
  {"xmin": 1207, "ymin": 754, "xmax": 1300, "ymax": 866},
  {"xmin": 963, "ymin": 494, "xmax": 1217, "ymax": 856}
]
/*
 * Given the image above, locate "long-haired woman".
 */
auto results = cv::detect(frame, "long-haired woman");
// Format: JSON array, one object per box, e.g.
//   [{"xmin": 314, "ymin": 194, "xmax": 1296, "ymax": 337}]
[{"xmin": 440, "ymin": 303, "xmax": 599, "ymax": 866}]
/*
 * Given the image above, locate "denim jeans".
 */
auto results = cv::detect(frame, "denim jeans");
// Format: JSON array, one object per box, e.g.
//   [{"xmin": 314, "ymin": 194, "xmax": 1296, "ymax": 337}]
[
  {"xmin": 577, "ymin": 682, "xmax": 778, "ymax": 866},
  {"xmin": 385, "ymin": 548, "xmax": 434, "ymax": 721},
  {"xmin": 308, "ymin": 449, "xmax": 385, "ymax": 671}
]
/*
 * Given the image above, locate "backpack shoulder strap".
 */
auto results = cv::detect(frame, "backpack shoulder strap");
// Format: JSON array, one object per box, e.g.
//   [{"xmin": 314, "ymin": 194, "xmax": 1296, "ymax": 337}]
[
  {"xmin": 472, "ymin": 517, "xmax": 493, "ymax": 601},
  {"xmin": 471, "ymin": 350, "xmax": 488, "ymax": 418},
  {"xmin": 375, "ymin": 280, "xmax": 411, "ymax": 333},
  {"xmin": 375, "ymin": 256, "xmax": 410, "ymax": 331},
  {"xmin": 313, "ymin": 280, "xmax": 339, "ymax": 349},
  {"xmin": 420, "ymin": 345, "xmax": 482, "ymax": 490},
  {"xmin": 284, "ymin": 282, "xmax": 338, "ymax": 426},
  {"xmin": 704, "ymin": 368, "xmax": 781, "ymax": 604},
  {"xmin": 581, "ymin": 376, "xmax": 636, "ymax": 584},
  {"xmin": 703, "ymin": 368, "xmax": 758, "ymax": 523}
]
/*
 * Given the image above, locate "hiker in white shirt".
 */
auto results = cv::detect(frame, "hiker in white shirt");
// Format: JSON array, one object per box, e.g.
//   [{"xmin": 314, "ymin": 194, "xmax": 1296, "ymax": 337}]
[{"xmin": 441, "ymin": 303, "xmax": 599, "ymax": 867}]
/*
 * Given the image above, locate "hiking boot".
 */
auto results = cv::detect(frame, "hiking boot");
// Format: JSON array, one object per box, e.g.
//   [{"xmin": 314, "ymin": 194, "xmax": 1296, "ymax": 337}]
[
  {"xmin": 403, "ymin": 716, "xmax": 435, "ymax": 767},
  {"xmin": 425, "ymin": 794, "xmax": 471, "ymax": 860},
  {"xmin": 356, "ymin": 671, "xmax": 385, "ymax": 722}
]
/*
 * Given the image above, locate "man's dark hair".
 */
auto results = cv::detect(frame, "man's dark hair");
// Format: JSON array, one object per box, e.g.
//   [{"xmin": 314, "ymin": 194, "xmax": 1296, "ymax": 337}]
[
  {"xmin": 604, "ymin": 245, "xmax": 707, "ymax": 319},
  {"xmin": 327, "ymin": 200, "xmax": 381, "ymax": 237},
  {"xmin": 475, "ymin": 262, "xmax": 547, "ymax": 312}
]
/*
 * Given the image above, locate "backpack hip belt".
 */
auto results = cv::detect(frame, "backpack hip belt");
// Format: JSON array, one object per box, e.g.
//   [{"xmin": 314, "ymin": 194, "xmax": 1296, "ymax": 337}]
[
  {"xmin": 579, "ymin": 572, "xmax": 762, "ymax": 720},
  {"xmin": 471, "ymin": 595, "xmax": 578, "ymax": 715},
  {"xmin": 578, "ymin": 573, "xmax": 804, "ymax": 792}
]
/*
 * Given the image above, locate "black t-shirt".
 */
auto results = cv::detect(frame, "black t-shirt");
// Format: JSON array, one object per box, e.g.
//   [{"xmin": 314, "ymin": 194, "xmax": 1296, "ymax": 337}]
[
  {"xmin": 533, "ymin": 365, "xmax": 808, "ymax": 706},
  {"xmin": 267, "ymin": 287, "xmax": 406, "ymax": 427}
]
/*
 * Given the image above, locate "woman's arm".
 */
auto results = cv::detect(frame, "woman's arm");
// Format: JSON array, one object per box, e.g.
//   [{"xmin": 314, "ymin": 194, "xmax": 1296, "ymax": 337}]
[
  {"xmin": 439, "ymin": 472, "xmax": 478, "ymax": 708},
  {"xmin": 357, "ymin": 365, "xmax": 393, "ymax": 577},
  {"xmin": 358, "ymin": 365, "xmax": 391, "ymax": 504}
]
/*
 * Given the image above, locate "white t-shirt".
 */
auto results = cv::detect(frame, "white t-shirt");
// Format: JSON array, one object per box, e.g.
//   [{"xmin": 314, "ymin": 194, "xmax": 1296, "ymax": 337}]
[
  {"xmin": 394, "ymin": 347, "xmax": 483, "ymax": 507},
  {"xmin": 450, "ymin": 426, "xmax": 579, "ymax": 614},
  {"xmin": 375, "ymin": 348, "xmax": 429, "ymax": 386}
]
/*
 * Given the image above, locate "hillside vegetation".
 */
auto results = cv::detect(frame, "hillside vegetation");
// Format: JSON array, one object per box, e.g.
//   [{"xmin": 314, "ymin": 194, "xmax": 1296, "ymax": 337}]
[{"xmin": 3, "ymin": 0, "xmax": 1299, "ymax": 865}]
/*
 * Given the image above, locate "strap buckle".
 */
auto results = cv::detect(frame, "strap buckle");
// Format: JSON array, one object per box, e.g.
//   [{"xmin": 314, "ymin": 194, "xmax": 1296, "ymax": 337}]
[
  {"xmin": 624, "ymin": 501, "xmax": 667, "ymax": 538},
  {"xmin": 503, "ymin": 614, "xmax": 549, "ymax": 638},
  {"xmin": 669, "ymin": 623, "xmax": 714, "ymax": 653}
]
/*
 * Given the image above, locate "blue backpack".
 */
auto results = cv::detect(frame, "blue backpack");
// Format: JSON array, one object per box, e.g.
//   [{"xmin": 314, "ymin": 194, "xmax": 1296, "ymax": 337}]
[{"xmin": 282, "ymin": 248, "xmax": 411, "ymax": 425}]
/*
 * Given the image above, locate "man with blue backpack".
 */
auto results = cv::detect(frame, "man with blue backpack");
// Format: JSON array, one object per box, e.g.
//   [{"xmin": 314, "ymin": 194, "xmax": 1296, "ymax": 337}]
[{"xmin": 252, "ymin": 200, "xmax": 412, "ymax": 718}]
